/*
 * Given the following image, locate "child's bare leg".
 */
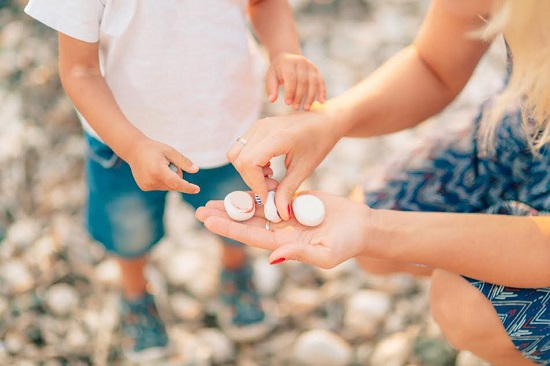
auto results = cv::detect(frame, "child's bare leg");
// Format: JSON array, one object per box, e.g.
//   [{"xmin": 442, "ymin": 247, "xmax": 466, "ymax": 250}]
[
  {"xmin": 355, "ymin": 256, "xmax": 433, "ymax": 276},
  {"xmin": 430, "ymin": 270, "xmax": 537, "ymax": 366},
  {"xmin": 117, "ymin": 255, "xmax": 148, "ymax": 298}
]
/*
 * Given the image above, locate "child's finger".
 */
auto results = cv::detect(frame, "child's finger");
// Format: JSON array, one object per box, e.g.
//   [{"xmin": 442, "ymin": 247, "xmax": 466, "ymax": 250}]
[
  {"xmin": 266, "ymin": 68, "xmax": 280, "ymax": 103},
  {"xmin": 166, "ymin": 150, "xmax": 199, "ymax": 174},
  {"xmin": 162, "ymin": 169, "xmax": 200, "ymax": 193},
  {"xmin": 282, "ymin": 66, "xmax": 297, "ymax": 105},
  {"xmin": 168, "ymin": 162, "xmax": 183, "ymax": 178},
  {"xmin": 302, "ymin": 70, "xmax": 320, "ymax": 111},
  {"xmin": 292, "ymin": 64, "xmax": 309, "ymax": 110},
  {"xmin": 317, "ymin": 73, "xmax": 327, "ymax": 103}
]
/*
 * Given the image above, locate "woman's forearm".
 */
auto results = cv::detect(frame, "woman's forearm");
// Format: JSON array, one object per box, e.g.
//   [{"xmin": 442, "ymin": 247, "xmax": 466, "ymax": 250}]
[
  {"xmin": 323, "ymin": 0, "xmax": 490, "ymax": 138},
  {"xmin": 324, "ymin": 46, "xmax": 457, "ymax": 137},
  {"xmin": 369, "ymin": 209, "xmax": 550, "ymax": 288}
]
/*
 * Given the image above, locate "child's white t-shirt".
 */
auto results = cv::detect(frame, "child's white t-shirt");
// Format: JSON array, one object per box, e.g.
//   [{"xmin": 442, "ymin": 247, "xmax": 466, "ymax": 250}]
[{"xmin": 25, "ymin": 0, "xmax": 265, "ymax": 168}]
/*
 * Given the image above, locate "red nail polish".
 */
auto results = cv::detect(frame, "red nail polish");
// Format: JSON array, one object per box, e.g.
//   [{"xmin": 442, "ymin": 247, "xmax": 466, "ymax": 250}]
[
  {"xmin": 264, "ymin": 174, "xmax": 269, "ymax": 178},
  {"xmin": 270, "ymin": 258, "xmax": 285, "ymax": 265},
  {"xmin": 287, "ymin": 204, "xmax": 292, "ymax": 219},
  {"xmin": 264, "ymin": 161, "xmax": 271, "ymax": 168}
]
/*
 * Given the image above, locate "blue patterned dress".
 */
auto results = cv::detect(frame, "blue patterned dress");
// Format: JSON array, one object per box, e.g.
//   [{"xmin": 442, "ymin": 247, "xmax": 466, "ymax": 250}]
[{"xmin": 364, "ymin": 49, "xmax": 550, "ymax": 364}]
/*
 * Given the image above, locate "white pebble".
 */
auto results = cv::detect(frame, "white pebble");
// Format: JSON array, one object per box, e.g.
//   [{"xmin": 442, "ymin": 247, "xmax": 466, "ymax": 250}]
[
  {"xmin": 344, "ymin": 290, "xmax": 392, "ymax": 338},
  {"xmin": 293, "ymin": 329, "xmax": 353, "ymax": 366},
  {"xmin": 264, "ymin": 191, "xmax": 282, "ymax": 223},
  {"xmin": 45, "ymin": 283, "xmax": 80, "ymax": 316},
  {"xmin": 224, "ymin": 191, "xmax": 255, "ymax": 221},
  {"xmin": 292, "ymin": 194, "xmax": 325, "ymax": 227}
]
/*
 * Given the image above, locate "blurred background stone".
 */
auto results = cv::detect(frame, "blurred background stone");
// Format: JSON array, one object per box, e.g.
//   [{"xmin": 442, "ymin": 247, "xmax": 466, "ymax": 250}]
[{"xmin": 0, "ymin": 0, "xmax": 507, "ymax": 364}]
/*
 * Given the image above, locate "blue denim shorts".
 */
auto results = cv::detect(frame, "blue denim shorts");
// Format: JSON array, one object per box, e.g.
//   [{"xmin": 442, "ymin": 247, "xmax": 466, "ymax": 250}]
[{"xmin": 84, "ymin": 133, "xmax": 249, "ymax": 258}]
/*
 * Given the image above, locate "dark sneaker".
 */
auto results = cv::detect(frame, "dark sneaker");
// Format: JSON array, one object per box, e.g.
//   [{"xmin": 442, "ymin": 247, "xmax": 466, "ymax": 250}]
[
  {"xmin": 218, "ymin": 262, "xmax": 275, "ymax": 342},
  {"xmin": 119, "ymin": 292, "xmax": 173, "ymax": 362}
]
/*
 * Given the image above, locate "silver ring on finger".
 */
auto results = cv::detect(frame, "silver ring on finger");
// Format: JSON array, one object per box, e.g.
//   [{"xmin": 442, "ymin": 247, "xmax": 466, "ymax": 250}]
[{"xmin": 236, "ymin": 137, "xmax": 248, "ymax": 146}]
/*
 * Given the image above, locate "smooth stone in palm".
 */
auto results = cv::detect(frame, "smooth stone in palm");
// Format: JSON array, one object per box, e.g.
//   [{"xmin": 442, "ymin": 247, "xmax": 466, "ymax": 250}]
[
  {"xmin": 292, "ymin": 194, "xmax": 325, "ymax": 227},
  {"xmin": 264, "ymin": 191, "xmax": 282, "ymax": 224},
  {"xmin": 224, "ymin": 191, "xmax": 255, "ymax": 221}
]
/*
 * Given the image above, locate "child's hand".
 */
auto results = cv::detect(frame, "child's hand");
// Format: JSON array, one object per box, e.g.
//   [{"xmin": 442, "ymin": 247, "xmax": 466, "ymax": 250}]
[
  {"xmin": 123, "ymin": 136, "xmax": 200, "ymax": 193},
  {"xmin": 266, "ymin": 53, "xmax": 326, "ymax": 111}
]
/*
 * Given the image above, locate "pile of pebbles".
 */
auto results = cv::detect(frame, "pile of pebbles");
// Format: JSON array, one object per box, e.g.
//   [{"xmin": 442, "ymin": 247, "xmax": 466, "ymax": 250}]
[{"xmin": 0, "ymin": 0, "xmax": 505, "ymax": 364}]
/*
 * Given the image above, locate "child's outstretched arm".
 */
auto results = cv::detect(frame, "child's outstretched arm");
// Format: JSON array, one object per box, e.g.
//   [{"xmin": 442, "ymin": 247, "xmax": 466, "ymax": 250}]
[
  {"xmin": 248, "ymin": 0, "xmax": 326, "ymax": 111},
  {"xmin": 57, "ymin": 33, "xmax": 199, "ymax": 193}
]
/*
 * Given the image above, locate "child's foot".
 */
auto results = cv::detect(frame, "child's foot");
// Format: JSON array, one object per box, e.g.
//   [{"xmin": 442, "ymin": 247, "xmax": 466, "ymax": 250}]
[
  {"xmin": 119, "ymin": 292, "xmax": 173, "ymax": 362},
  {"xmin": 218, "ymin": 262, "xmax": 275, "ymax": 342}
]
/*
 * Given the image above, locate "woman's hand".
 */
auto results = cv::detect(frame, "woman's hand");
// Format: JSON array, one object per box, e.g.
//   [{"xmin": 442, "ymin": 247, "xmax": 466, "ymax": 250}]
[
  {"xmin": 123, "ymin": 135, "xmax": 200, "ymax": 193},
  {"xmin": 228, "ymin": 109, "xmax": 342, "ymax": 219},
  {"xmin": 195, "ymin": 191, "xmax": 374, "ymax": 269}
]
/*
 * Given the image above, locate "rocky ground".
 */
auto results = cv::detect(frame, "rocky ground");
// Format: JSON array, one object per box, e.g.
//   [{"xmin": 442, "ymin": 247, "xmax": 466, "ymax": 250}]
[{"xmin": 0, "ymin": 1, "xmax": 507, "ymax": 365}]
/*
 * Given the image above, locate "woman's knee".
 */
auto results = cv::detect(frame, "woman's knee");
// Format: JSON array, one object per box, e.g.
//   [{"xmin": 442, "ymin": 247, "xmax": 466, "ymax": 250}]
[
  {"xmin": 429, "ymin": 270, "xmax": 515, "ymax": 354},
  {"xmin": 430, "ymin": 270, "xmax": 474, "ymax": 349}
]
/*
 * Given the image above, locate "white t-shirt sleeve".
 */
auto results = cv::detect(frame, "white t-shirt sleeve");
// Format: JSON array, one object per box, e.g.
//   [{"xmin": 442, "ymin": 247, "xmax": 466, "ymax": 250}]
[{"xmin": 24, "ymin": 0, "xmax": 104, "ymax": 43}]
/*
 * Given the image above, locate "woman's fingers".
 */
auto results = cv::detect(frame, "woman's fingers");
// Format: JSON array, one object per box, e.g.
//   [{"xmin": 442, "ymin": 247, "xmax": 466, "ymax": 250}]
[
  {"xmin": 202, "ymin": 215, "xmax": 281, "ymax": 251},
  {"xmin": 269, "ymin": 241, "xmax": 336, "ymax": 269},
  {"xmin": 262, "ymin": 165, "xmax": 273, "ymax": 178},
  {"xmin": 228, "ymin": 111, "xmax": 331, "ymax": 207},
  {"xmin": 227, "ymin": 134, "xmax": 273, "ymax": 205},
  {"xmin": 274, "ymin": 164, "xmax": 310, "ymax": 220},
  {"xmin": 227, "ymin": 135, "xmax": 247, "ymax": 164}
]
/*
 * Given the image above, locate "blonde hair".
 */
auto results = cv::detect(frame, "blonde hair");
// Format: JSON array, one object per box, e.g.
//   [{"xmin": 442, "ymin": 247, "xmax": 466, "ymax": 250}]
[{"xmin": 480, "ymin": 0, "xmax": 550, "ymax": 152}]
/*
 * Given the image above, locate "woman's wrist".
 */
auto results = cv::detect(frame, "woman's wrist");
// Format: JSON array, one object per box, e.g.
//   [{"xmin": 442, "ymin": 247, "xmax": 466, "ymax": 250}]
[
  {"xmin": 328, "ymin": 98, "xmax": 359, "ymax": 139},
  {"xmin": 361, "ymin": 208, "xmax": 407, "ymax": 261},
  {"xmin": 312, "ymin": 99, "xmax": 350, "ymax": 141}
]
